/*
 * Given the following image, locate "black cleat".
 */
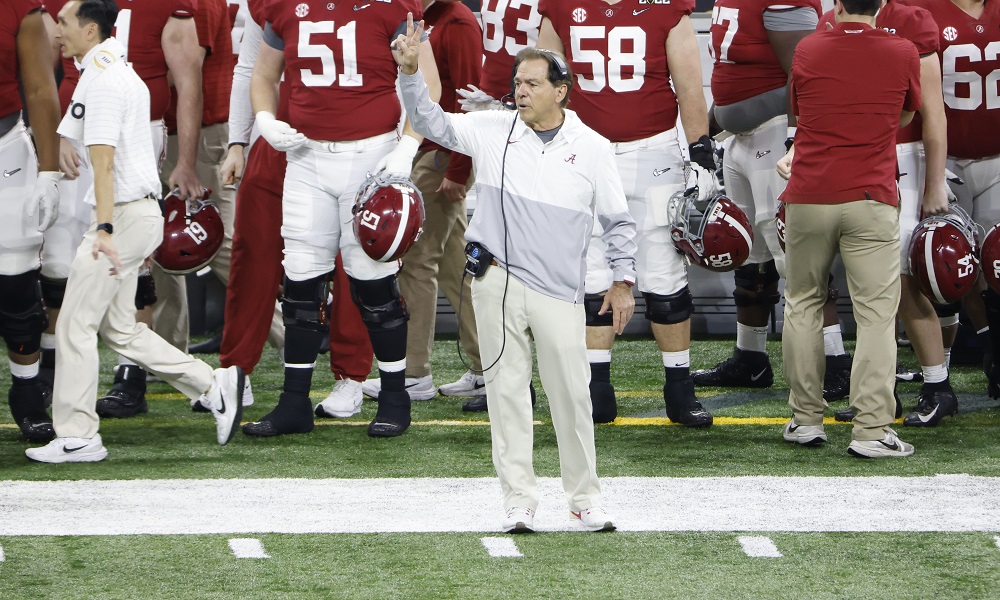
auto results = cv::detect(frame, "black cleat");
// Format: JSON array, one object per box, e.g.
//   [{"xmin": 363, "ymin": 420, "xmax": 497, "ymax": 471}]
[
  {"xmin": 692, "ymin": 348, "xmax": 773, "ymax": 388},
  {"xmin": 96, "ymin": 365, "xmax": 148, "ymax": 418},
  {"xmin": 462, "ymin": 396, "xmax": 487, "ymax": 412},
  {"xmin": 823, "ymin": 354, "xmax": 852, "ymax": 401},
  {"xmin": 189, "ymin": 331, "xmax": 222, "ymax": 354},
  {"xmin": 834, "ymin": 389, "xmax": 903, "ymax": 422},
  {"xmin": 903, "ymin": 384, "xmax": 958, "ymax": 427},
  {"xmin": 242, "ymin": 393, "xmax": 314, "ymax": 437},
  {"xmin": 8, "ymin": 382, "xmax": 55, "ymax": 442},
  {"xmin": 590, "ymin": 381, "xmax": 617, "ymax": 424},
  {"xmin": 664, "ymin": 378, "xmax": 713, "ymax": 428},
  {"xmin": 988, "ymin": 363, "xmax": 1000, "ymax": 400},
  {"xmin": 368, "ymin": 390, "xmax": 411, "ymax": 438}
]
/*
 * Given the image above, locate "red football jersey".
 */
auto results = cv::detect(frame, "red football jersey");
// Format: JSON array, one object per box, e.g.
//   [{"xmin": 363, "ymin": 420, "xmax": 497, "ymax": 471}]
[
  {"xmin": 710, "ymin": 0, "xmax": 821, "ymax": 106},
  {"xmin": 906, "ymin": 0, "xmax": 1000, "ymax": 159},
  {"xmin": 266, "ymin": 0, "xmax": 422, "ymax": 141},
  {"xmin": 0, "ymin": 0, "xmax": 43, "ymax": 118},
  {"xmin": 479, "ymin": 0, "xmax": 542, "ymax": 101},
  {"xmin": 538, "ymin": 0, "xmax": 693, "ymax": 142},
  {"xmin": 819, "ymin": 0, "xmax": 938, "ymax": 144},
  {"xmin": 166, "ymin": 0, "xmax": 233, "ymax": 130}
]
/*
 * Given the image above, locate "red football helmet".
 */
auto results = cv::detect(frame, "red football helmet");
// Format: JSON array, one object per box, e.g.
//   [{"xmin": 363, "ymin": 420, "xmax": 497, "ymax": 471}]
[
  {"xmin": 775, "ymin": 202, "xmax": 787, "ymax": 252},
  {"xmin": 670, "ymin": 191, "xmax": 754, "ymax": 272},
  {"xmin": 908, "ymin": 205, "xmax": 981, "ymax": 305},
  {"xmin": 353, "ymin": 173, "xmax": 425, "ymax": 262},
  {"xmin": 153, "ymin": 188, "xmax": 224, "ymax": 275},
  {"xmin": 981, "ymin": 223, "xmax": 1000, "ymax": 294}
]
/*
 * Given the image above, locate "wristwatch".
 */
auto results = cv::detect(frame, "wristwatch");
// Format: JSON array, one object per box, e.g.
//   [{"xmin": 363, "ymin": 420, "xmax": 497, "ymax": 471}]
[{"xmin": 97, "ymin": 222, "xmax": 114, "ymax": 235}]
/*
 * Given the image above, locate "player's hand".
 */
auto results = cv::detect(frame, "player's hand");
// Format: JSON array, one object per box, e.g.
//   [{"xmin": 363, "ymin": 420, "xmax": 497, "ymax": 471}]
[
  {"xmin": 255, "ymin": 111, "xmax": 307, "ymax": 152},
  {"xmin": 599, "ymin": 282, "xmax": 635, "ymax": 335},
  {"xmin": 456, "ymin": 85, "xmax": 502, "ymax": 112},
  {"xmin": 220, "ymin": 144, "xmax": 246, "ymax": 188},
  {"xmin": 685, "ymin": 135, "xmax": 720, "ymax": 201},
  {"xmin": 944, "ymin": 169, "xmax": 963, "ymax": 204},
  {"xmin": 92, "ymin": 231, "xmax": 123, "ymax": 276},
  {"xmin": 776, "ymin": 146, "xmax": 794, "ymax": 180},
  {"xmin": 437, "ymin": 177, "xmax": 466, "ymax": 203},
  {"xmin": 59, "ymin": 138, "xmax": 81, "ymax": 180},
  {"xmin": 391, "ymin": 12, "xmax": 424, "ymax": 75},
  {"xmin": 168, "ymin": 163, "xmax": 203, "ymax": 200},
  {"xmin": 375, "ymin": 135, "xmax": 419, "ymax": 176},
  {"xmin": 27, "ymin": 171, "xmax": 63, "ymax": 232},
  {"xmin": 921, "ymin": 180, "xmax": 950, "ymax": 216}
]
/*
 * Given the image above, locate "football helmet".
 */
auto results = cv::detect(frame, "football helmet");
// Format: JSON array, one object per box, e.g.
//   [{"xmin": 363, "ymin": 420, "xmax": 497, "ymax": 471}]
[
  {"xmin": 775, "ymin": 202, "xmax": 787, "ymax": 252},
  {"xmin": 981, "ymin": 223, "xmax": 1000, "ymax": 294},
  {"xmin": 153, "ymin": 188, "xmax": 224, "ymax": 275},
  {"xmin": 353, "ymin": 173, "xmax": 425, "ymax": 262},
  {"xmin": 670, "ymin": 191, "xmax": 753, "ymax": 272},
  {"xmin": 907, "ymin": 205, "xmax": 981, "ymax": 305}
]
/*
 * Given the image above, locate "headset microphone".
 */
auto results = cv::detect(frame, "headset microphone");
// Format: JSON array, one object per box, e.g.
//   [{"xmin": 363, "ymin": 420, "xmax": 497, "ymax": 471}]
[{"xmin": 500, "ymin": 93, "xmax": 516, "ymax": 110}]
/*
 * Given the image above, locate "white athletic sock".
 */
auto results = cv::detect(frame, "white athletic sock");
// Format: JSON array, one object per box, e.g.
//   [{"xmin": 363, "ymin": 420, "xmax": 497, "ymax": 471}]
[
  {"xmin": 922, "ymin": 363, "xmax": 948, "ymax": 384},
  {"xmin": 40, "ymin": 332, "xmax": 56, "ymax": 351},
  {"xmin": 823, "ymin": 324, "xmax": 846, "ymax": 356},
  {"xmin": 662, "ymin": 350, "xmax": 690, "ymax": 368},
  {"xmin": 944, "ymin": 347, "xmax": 952, "ymax": 368},
  {"xmin": 9, "ymin": 359, "xmax": 40, "ymax": 380},
  {"xmin": 587, "ymin": 349, "xmax": 612, "ymax": 364},
  {"xmin": 378, "ymin": 358, "xmax": 406, "ymax": 373},
  {"xmin": 735, "ymin": 323, "xmax": 768, "ymax": 354}
]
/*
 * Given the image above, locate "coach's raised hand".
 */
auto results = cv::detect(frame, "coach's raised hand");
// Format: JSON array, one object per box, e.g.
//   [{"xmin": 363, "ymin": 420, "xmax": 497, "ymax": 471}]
[{"xmin": 391, "ymin": 13, "xmax": 424, "ymax": 75}]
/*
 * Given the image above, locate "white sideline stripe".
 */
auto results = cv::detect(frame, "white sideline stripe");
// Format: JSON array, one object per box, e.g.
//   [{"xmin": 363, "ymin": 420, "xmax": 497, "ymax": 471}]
[
  {"xmin": 1, "ymin": 475, "xmax": 998, "ymax": 536},
  {"xmin": 481, "ymin": 537, "xmax": 522, "ymax": 558},
  {"xmin": 0, "ymin": 545, "xmax": 5, "ymax": 562},
  {"xmin": 738, "ymin": 536, "xmax": 782, "ymax": 558},
  {"xmin": 995, "ymin": 536, "xmax": 1000, "ymax": 550},
  {"xmin": 228, "ymin": 538, "xmax": 269, "ymax": 559}
]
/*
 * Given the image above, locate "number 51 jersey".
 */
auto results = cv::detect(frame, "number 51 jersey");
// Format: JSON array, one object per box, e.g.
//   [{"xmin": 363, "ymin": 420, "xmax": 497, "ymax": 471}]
[{"xmin": 538, "ymin": 0, "xmax": 694, "ymax": 143}]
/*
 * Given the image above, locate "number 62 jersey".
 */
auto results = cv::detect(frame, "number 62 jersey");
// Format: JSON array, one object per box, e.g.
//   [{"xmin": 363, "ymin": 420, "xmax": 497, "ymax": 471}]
[{"xmin": 538, "ymin": 0, "xmax": 694, "ymax": 142}]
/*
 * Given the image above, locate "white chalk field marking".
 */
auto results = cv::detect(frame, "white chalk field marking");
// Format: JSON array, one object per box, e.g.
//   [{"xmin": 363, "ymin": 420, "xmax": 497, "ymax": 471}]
[
  {"xmin": 995, "ymin": 536, "xmax": 1000, "ymax": 549},
  {"xmin": 738, "ymin": 536, "xmax": 782, "ymax": 558},
  {"xmin": 481, "ymin": 537, "xmax": 523, "ymax": 558},
  {"xmin": 0, "ymin": 474, "xmax": 997, "ymax": 535},
  {"xmin": 228, "ymin": 538, "xmax": 269, "ymax": 559},
  {"xmin": 0, "ymin": 544, "xmax": 5, "ymax": 562}
]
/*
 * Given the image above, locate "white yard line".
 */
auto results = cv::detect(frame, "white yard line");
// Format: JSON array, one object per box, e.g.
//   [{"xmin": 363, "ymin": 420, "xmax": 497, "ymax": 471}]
[
  {"xmin": 994, "ymin": 536, "xmax": 1000, "ymax": 550},
  {"xmin": 0, "ymin": 475, "xmax": 996, "ymax": 536},
  {"xmin": 0, "ymin": 544, "xmax": 5, "ymax": 562},
  {"xmin": 228, "ymin": 538, "xmax": 269, "ymax": 559},
  {"xmin": 737, "ymin": 536, "xmax": 782, "ymax": 558},
  {"xmin": 480, "ymin": 537, "xmax": 523, "ymax": 558}
]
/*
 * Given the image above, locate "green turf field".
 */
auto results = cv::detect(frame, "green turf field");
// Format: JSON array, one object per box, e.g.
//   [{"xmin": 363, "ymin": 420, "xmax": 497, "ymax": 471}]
[{"xmin": 2, "ymin": 337, "xmax": 1000, "ymax": 598}]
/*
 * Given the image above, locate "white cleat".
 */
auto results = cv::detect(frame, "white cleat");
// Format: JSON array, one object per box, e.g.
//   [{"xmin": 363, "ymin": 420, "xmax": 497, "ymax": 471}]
[
  {"xmin": 438, "ymin": 370, "xmax": 486, "ymax": 397},
  {"xmin": 192, "ymin": 375, "xmax": 253, "ymax": 410},
  {"xmin": 502, "ymin": 507, "xmax": 535, "ymax": 534},
  {"xmin": 361, "ymin": 374, "xmax": 437, "ymax": 401},
  {"xmin": 200, "ymin": 366, "xmax": 244, "ymax": 445},
  {"xmin": 570, "ymin": 507, "xmax": 616, "ymax": 532},
  {"xmin": 782, "ymin": 419, "xmax": 827, "ymax": 446},
  {"xmin": 315, "ymin": 379, "xmax": 364, "ymax": 418},
  {"xmin": 847, "ymin": 428, "xmax": 915, "ymax": 458},
  {"xmin": 25, "ymin": 434, "xmax": 108, "ymax": 463}
]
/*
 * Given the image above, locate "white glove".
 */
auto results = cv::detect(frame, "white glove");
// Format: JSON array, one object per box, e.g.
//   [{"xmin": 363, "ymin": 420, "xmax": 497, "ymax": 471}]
[
  {"xmin": 944, "ymin": 168, "xmax": 963, "ymax": 204},
  {"xmin": 375, "ymin": 135, "xmax": 420, "ymax": 176},
  {"xmin": 456, "ymin": 84, "xmax": 503, "ymax": 112},
  {"xmin": 685, "ymin": 162, "xmax": 721, "ymax": 202},
  {"xmin": 27, "ymin": 171, "xmax": 64, "ymax": 232},
  {"xmin": 255, "ymin": 111, "xmax": 307, "ymax": 152}
]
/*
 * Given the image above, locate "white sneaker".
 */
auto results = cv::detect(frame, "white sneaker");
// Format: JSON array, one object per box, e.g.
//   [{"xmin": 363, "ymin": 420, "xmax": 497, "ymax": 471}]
[
  {"xmin": 315, "ymin": 379, "xmax": 363, "ymax": 418},
  {"xmin": 361, "ymin": 374, "xmax": 437, "ymax": 401},
  {"xmin": 847, "ymin": 428, "xmax": 915, "ymax": 458},
  {"xmin": 570, "ymin": 507, "xmax": 616, "ymax": 532},
  {"xmin": 782, "ymin": 419, "xmax": 827, "ymax": 446},
  {"xmin": 502, "ymin": 507, "xmax": 535, "ymax": 534},
  {"xmin": 25, "ymin": 434, "xmax": 108, "ymax": 463},
  {"xmin": 192, "ymin": 375, "xmax": 253, "ymax": 410},
  {"xmin": 200, "ymin": 366, "xmax": 244, "ymax": 445},
  {"xmin": 438, "ymin": 370, "xmax": 486, "ymax": 397}
]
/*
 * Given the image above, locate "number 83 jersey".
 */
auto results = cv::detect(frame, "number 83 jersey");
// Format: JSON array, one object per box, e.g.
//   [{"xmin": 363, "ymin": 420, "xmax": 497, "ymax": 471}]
[
  {"xmin": 264, "ymin": 0, "xmax": 423, "ymax": 142},
  {"xmin": 538, "ymin": 0, "xmax": 694, "ymax": 142}
]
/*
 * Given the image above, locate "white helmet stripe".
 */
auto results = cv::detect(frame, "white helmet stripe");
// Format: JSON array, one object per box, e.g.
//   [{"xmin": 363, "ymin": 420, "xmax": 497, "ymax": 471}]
[
  {"xmin": 722, "ymin": 212, "xmax": 754, "ymax": 250},
  {"xmin": 380, "ymin": 185, "xmax": 410, "ymax": 261},
  {"xmin": 925, "ymin": 228, "xmax": 947, "ymax": 305}
]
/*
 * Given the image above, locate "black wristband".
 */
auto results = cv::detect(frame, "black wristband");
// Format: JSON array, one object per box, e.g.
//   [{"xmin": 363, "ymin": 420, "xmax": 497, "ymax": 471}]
[
  {"xmin": 97, "ymin": 222, "xmax": 114, "ymax": 235},
  {"xmin": 688, "ymin": 135, "xmax": 716, "ymax": 172},
  {"xmin": 784, "ymin": 137, "xmax": 795, "ymax": 152}
]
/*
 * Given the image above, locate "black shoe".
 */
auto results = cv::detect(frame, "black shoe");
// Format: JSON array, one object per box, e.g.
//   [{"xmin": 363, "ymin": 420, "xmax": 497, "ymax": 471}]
[
  {"xmin": 664, "ymin": 378, "xmax": 712, "ymax": 428},
  {"xmin": 691, "ymin": 348, "xmax": 773, "ymax": 388},
  {"xmin": 8, "ymin": 382, "xmax": 55, "ymax": 442},
  {"xmin": 834, "ymin": 388, "xmax": 903, "ymax": 422},
  {"xmin": 823, "ymin": 354, "xmax": 851, "ymax": 401},
  {"xmin": 242, "ymin": 393, "xmax": 314, "ymax": 437},
  {"xmin": 368, "ymin": 390, "xmax": 411, "ymax": 438},
  {"xmin": 462, "ymin": 396, "xmax": 488, "ymax": 412},
  {"xmin": 590, "ymin": 381, "xmax": 617, "ymax": 424},
  {"xmin": 530, "ymin": 384, "xmax": 536, "ymax": 407},
  {"xmin": 190, "ymin": 331, "xmax": 223, "ymax": 354},
  {"xmin": 96, "ymin": 365, "xmax": 148, "ymax": 418},
  {"xmin": 988, "ymin": 363, "xmax": 1000, "ymax": 400},
  {"xmin": 38, "ymin": 348, "xmax": 55, "ymax": 407},
  {"xmin": 903, "ymin": 384, "xmax": 958, "ymax": 427}
]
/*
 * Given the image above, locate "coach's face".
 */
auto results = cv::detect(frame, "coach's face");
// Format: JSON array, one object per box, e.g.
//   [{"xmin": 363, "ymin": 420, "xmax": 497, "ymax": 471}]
[
  {"xmin": 55, "ymin": 2, "xmax": 97, "ymax": 61},
  {"xmin": 513, "ymin": 58, "xmax": 567, "ymax": 131}
]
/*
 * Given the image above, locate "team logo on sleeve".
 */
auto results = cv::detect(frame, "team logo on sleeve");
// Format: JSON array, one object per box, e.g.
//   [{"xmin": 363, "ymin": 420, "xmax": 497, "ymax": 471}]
[
  {"xmin": 295, "ymin": 3, "xmax": 310, "ymax": 17},
  {"xmin": 572, "ymin": 8, "xmax": 587, "ymax": 23}
]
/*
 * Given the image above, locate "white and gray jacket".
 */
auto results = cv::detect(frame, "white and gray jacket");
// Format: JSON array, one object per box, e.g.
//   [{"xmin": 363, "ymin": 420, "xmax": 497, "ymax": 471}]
[{"xmin": 400, "ymin": 70, "xmax": 637, "ymax": 304}]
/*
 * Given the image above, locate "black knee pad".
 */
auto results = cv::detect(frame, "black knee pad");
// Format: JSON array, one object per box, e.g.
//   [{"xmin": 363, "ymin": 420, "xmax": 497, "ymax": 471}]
[
  {"xmin": 39, "ymin": 275, "xmax": 67, "ymax": 309},
  {"xmin": 644, "ymin": 287, "xmax": 694, "ymax": 325},
  {"xmin": 585, "ymin": 293, "xmax": 614, "ymax": 327},
  {"xmin": 349, "ymin": 275, "xmax": 408, "ymax": 331},
  {"xmin": 934, "ymin": 301, "xmax": 961, "ymax": 319},
  {"xmin": 0, "ymin": 271, "xmax": 48, "ymax": 355},
  {"xmin": 282, "ymin": 274, "xmax": 331, "ymax": 334},
  {"xmin": 134, "ymin": 274, "xmax": 157, "ymax": 310},
  {"xmin": 733, "ymin": 261, "xmax": 781, "ymax": 308}
]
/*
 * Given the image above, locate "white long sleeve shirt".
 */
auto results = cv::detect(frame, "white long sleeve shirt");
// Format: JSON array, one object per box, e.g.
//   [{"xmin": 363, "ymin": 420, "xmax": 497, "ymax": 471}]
[
  {"xmin": 227, "ymin": 0, "xmax": 261, "ymax": 147},
  {"xmin": 400, "ymin": 70, "xmax": 637, "ymax": 303}
]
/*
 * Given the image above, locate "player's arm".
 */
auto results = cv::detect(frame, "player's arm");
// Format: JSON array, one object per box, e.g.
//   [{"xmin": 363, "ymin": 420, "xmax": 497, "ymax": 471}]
[
  {"xmin": 163, "ymin": 15, "xmax": 205, "ymax": 198},
  {"xmin": 249, "ymin": 37, "xmax": 306, "ymax": 151},
  {"xmin": 222, "ymin": 6, "xmax": 264, "ymax": 185},
  {"xmin": 391, "ymin": 24, "xmax": 440, "ymax": 176},
  {"xmin": 917, "ymin": 53, "xmax": 947, "ymax": 215},
  {"xmin": 536, "ymin": 17, "xmax": 565, "ymax": 53},
  {"xmin": 18, "ymin": 11, "xmax": 60, "ymax": 172},
  {"xmin": 666, "ymin": 16, "xmax": 708, "ymax": 144}
]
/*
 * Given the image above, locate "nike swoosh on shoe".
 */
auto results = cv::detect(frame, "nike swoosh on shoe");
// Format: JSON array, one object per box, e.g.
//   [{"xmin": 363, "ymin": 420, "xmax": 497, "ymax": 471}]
[
  {"xmin": 916, "ymin": 406, "xmax": 939, "ymax": 423},
  {"xmin": 64, "ymin": 445, "xmax": 87, "ymax": 453},
  {"xmin": 750, "ymin": 369, "xmax": 768, "ymax": 381}
]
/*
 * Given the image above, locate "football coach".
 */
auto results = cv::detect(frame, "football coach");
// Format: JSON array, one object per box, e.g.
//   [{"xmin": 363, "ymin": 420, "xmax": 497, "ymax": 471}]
[{"xmin": 392, "ymin": 16, "xmax": 638, "ymax": 533}]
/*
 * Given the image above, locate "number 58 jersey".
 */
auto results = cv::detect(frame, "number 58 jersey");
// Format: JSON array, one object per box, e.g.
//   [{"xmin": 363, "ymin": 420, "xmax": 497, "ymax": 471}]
[
  {"xmin": 538, "ymin": 0, "xmax": 694, "ymax": 142},
  {"xmin": 264, "ymin": 0, "xmax": 423, "ymax": 142}
]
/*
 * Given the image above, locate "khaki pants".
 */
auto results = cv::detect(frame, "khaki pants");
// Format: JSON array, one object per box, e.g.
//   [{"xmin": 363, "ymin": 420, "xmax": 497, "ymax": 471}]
[
  {"xmin": 54, "ymin": 198, "xmax": 214, "ymax": 439},
  {"xmin": 399, "ymin": 150, "xmax": 481, "ymax": 376},
  {"xmin": 782, "ymin": 201, "xmax": 900, "ymax": 441},
  {"xmin": 153, "ymin": 122, "xmax": 283, "ymax": 351},
  {"xmin": 472, "ymin": 266, "xmax": 603, "ymax": 512}
]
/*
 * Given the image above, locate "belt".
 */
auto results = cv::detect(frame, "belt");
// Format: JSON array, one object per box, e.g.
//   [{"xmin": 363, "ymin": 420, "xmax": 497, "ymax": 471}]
[
  {"xmin": 611, "ymin": 128, "xmax": 678, "ymax": 154},
  {"xmin": 304, "ymin": 131, "xmax": 398, "ymax": 153}
]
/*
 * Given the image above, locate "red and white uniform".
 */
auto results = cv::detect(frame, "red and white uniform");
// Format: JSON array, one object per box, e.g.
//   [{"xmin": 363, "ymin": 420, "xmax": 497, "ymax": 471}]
[
  {"xmin": 539, "ymin": 0, "xmax": 692, "ymax": 296},
  {"xmin": 907, "ymin": 0, "xmax": 1000, "ymax": 228},
  {"xmin": 479, "ymin": 0, "xmax": 542, "ymax": 100},
  {"xmin": 0, "ymin": 0, "xmax": 43, "ymax": 276},
  {"xmin": 166, "ymin": 0, "xmax": 233, "ymax": 131}
]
